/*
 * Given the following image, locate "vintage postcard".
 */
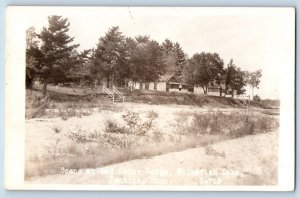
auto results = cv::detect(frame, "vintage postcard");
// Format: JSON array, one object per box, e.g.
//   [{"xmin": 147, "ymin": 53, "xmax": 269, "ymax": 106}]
[{"xmin": 4, "ymin": 6, "xmax": 295, "ymax": 191}]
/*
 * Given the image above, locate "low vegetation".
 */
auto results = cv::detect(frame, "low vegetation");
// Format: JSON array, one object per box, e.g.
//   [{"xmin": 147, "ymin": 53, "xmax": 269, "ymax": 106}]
[
  {"xmin": 26, "ymin": 89, "xmax": 123, "ymax": 119},
  {"xmin": 25, "ymin": 107, "xmax": 279, "ymax": 179},
  {"xmin": 176, "ymin": 110, "xmax": 279, "ymax": 138}
]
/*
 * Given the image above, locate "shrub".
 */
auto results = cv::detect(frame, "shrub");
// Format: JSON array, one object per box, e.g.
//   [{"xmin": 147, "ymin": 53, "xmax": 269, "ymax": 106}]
[
  {"xmin": 178, "ymin": 110, "xmax": 279, "ymax": 138},
  {"xmin": 58, "ymin": 108, "xmax": 93, "ymax": 120},
  {"xmin": 152, "ymin": 130, "xmax": 164, "ymax": 143},
  {"xmin": 122, "ymin": 111, "xmax": 140, "ymax": 133},
  {"xmin": 68, "ymin": 128, "xmax": 94, "ymax": 152},
  {"xmin": 122, "ymin": 110, "xmax": 158, "ymax": 135},
  {"xmin": 26, "ymin": 90, "xmax": 51, "ymax": 119},
  {"xmin": 104, "ymin": 119, "xmax": 128, "ymax": 134}
]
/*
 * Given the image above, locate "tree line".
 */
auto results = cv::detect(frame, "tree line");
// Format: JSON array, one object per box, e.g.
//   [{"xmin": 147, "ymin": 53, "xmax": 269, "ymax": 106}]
[{"xmin": 26, "ymin": 15, "xmax": 262, "ymax": 96}]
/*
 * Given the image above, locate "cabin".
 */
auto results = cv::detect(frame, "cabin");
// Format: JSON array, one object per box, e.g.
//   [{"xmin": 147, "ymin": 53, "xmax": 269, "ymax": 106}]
[
  {"xmin": 207, "ymin": 83, "xmax": 238, "ymax": 98},
  {"xmin": 134, "ymin": 74, "xmax": 190, "ymax": 93},
  {"xmin": 133, "ymin": 75, "xmax": 240, "ymax": 98},
  {"xmin": 207, "ymin": 84, "xmax": 224, "ymax": 96}
]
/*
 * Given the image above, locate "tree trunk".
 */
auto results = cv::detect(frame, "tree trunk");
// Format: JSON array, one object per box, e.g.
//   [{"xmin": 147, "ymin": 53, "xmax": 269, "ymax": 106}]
[
  {"xmin": 42, "ymin": 78, "xmax": 48, "ymax": 96},
  {"xmin": 202, "ymin": 87, "xmax": 206, "ymax": 94},
  {"xmin": 111, "ymin": 74, "xmax": 114, "ymax": 88},
  {"xmin": 106, "ymin": 75, "xmax": 110, "ymax": 88},
  {"xmin": 202, "ymin": 85, "xmax": 208, "ymax": 94},
  {"xmin": 219, "ymin": 87, "xmax": 222, "ymax": 97},
  {"xmin": 124, "ymin": 78, "xmax": 127, "ymax": 89}
]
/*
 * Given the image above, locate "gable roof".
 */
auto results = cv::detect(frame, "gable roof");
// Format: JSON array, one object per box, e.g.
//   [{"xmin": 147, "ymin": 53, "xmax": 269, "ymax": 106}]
[
  {"xmin": 158, "ymin": 74, "xmax": 180, "ymax": 83},
  {"xmin": 158, "ymin": 74, "xmax": 173, "ymax": 82}
]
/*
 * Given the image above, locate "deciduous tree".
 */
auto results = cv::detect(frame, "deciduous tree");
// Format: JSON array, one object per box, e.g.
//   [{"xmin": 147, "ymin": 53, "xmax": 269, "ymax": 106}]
[
  {"xmin": 26, "ymin": 27, "xmax": 42, "ymax": 88},
  {"xmin": 245, "ymin": 69, "xmax": 262, "ymax": 98},
  {"xmin": 224, "ymin": 59, "xmax": 246, "ymax": 95},
  {"xmin": 183, "ymin": 52, "xmax": 224, "ymax": 94},
  {"xmin": 91, "ymin": 26, "xmax": 125, "ymax": 87}
]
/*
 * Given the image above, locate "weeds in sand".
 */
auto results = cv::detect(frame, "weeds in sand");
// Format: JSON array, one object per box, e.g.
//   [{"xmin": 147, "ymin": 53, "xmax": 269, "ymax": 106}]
[
  {"xmin": 25, "ymin": 108, "xmax": 279, "ymax": 180},
  {"xmin": 26, "ymin": 90, "xmax": 51, "ymax": 119},
  {"xmin": 153, "ymin": 129, "xmax": 164, "ymax": 143},
  {"xmin": 177, "ymin": 110, "xmax": 280, "ymax": 138},
  {"xmin": 104, "ymin": 119, "xmax": 128, "ymax": 134},
  {"xmin": 58, "ymin": 108, "xmax": 93, "ymax": 120},
  {"xmin": 44, "ymin": 138, "xmax": 61, "ymax": 160},
  {"xmin": 68, "ymin": 128, "xmax": 95, "ymax": 153},
  {"xmin": 51, "ymin": 125, "xmax": 62, "ymax": 133},
  {"xmin": 122, "ymin": 110, "xmax": 158, "ymax": 135},
  {"xmin": 205, "ymin": 146, "xmax": 226, "ymax": 158}
]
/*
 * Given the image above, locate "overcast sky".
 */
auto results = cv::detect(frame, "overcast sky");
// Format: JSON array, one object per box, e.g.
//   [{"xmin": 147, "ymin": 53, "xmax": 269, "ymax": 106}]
[{"xmin": 17, "ymin": 7, "xmax": 295, "ymax": 99}]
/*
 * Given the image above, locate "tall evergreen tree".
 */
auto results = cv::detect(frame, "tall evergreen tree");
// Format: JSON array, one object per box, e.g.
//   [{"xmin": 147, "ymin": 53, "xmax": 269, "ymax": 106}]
[
  {"xmin": 173, "ymin": 42, "xmax": 187, "ymax": 78},
  {"xmin": 162, "ymin": 39, "xmax": 186, "ymax": 77},
  {"xmin": 161, "ymin": 39, "xmax": 176, "ymax": 75},
  {"xmin": 38, "ymin": 15, "xmax": 79, "ymax": 95}
]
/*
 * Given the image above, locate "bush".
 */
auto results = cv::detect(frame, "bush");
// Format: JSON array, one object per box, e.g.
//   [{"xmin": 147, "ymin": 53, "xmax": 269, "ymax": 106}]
[
  {"xmin": 122, "ymin": 110, "xmax": 158, "ymax": 135},
  {"xmin": 26, "ymin": 90, "xmax": 51, "ymax": 119},
  {"xmin": 104, "ymin": 119, "xmax": 128, "ymax": 134},
  {"xmin": 58, "ymin": 108, "xmax": 93, "ymax": 120},
  {"xmin": 177, "ymin": 110, "xmax": 279, "ymax": 138},
  {"xmin": 68, "ymin": 128, "xmax": 95, "ymax": 153}
]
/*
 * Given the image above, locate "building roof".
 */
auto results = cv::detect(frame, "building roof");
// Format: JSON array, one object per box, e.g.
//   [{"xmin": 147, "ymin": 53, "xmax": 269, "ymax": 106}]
[{"xmin": 158, "ymin": 74, "xmax": 176, "ymax": 82}]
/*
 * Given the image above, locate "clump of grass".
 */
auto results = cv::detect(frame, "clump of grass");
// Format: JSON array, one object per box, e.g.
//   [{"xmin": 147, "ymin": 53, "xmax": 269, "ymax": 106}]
[
  {"xmin": 104, "ymin": 119, "xmax": 128, "ymax": 134},
  {"xmin": 26, "ymin": 90, "xmax": 51, "ymax": 119},
  {"xmin": 175, "ymin": 110, "xmax": 279, "ymax": 138},
  {"xmin": 122, "ymin": 110, "xmax": 158, "ymax": 135},
  {"xmin": 205, "ymin": 146, "xmax": 226, "ymax": 157},
  {"xmin": 51, "ymin": 125, "xmax": 62, "ymax": 133},
  {"xmin": 26, "ymin": 89, "xmax": 95, "ymax": 120},
  {"xmin": 68, "ymin": 128, "xmax": 94, "ymax": 151},
  {"xmin": 58, "ymin": 108, "xmax": 93, "ymax": 120}
]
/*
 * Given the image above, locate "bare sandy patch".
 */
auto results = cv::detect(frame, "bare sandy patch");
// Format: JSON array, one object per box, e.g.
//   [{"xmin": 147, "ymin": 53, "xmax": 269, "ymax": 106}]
[{"xmin": 27, "ymin": 131, "xmax": 278, "ymax": 186}]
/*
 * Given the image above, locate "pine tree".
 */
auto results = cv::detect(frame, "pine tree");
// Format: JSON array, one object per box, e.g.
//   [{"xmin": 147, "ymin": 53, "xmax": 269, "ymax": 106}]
[
  {"xmin": 38, "ymin": 15, "xmax": 79, "ymax": 95},
  {"xmin": 162, "ymin": 39, "xmax": 187, "ymax": 78},
  {"xmin": 173, "ymin": 42, "xmax": 186, "ymax": 78}
]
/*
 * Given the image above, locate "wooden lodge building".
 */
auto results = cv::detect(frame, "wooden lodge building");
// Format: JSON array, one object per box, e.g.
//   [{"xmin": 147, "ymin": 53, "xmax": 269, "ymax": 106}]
[
  {"xmin": 134, "ymin": 74, "xmax": 239, "ymax": 98},
  {"xmin": 134, "ymin": 74, "xmax": 190, "ymax": 93}
]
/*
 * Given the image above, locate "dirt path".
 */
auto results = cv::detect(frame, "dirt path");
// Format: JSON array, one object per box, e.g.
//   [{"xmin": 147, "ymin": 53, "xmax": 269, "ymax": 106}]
[{"xmin": 28, "ymin": 131, "xmax": 278, "ymax": 186}]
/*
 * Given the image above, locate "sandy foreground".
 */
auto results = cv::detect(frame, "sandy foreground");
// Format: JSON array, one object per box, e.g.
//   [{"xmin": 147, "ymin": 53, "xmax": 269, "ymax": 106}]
[
  {"xmin": 27, "ymin": 131, "xmax": 278, "ymax": 185},
  {"xmin": 26, "ymin": 103, "xmax": 277, "ymax": 185},
  {"xmin": 25, "ymin": 103, "xmax": 244, "ymax": 159}
]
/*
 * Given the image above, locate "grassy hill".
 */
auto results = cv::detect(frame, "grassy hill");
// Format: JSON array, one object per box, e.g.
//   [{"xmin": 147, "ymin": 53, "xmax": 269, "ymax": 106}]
[
  {"xmin": 121, "ymin": 89, "xmax": 245, "ymax": 108},
  {"xmin": 31, "ymin": 84, "xmax": 280, "ymax": 110},
  {"xmin": 31, "ymin": 85, "xmax": 253, "ymax": 108}
]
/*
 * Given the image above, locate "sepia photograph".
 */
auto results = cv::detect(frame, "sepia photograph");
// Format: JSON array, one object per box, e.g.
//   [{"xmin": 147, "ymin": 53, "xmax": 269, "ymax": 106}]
[{"xmin": 4, "ymin": 6, "xmax": 295, "ymax": 191}]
